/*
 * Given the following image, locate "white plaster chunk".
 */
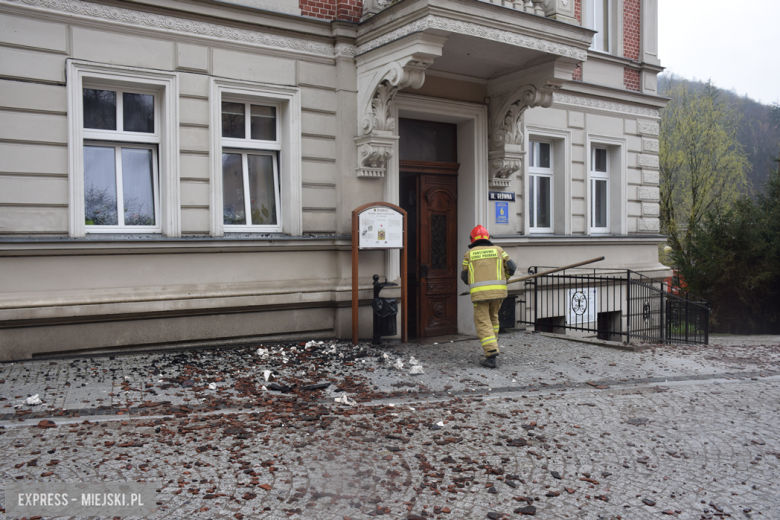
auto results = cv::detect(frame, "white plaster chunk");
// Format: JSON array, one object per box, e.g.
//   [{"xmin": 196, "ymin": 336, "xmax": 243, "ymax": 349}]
[
  {"xmin": 638, "ymin": 218, "xmax": 660, "ymax": 232},
  {"xmin": 642, "ymin": 138, "xmax": 659, "ymax": 153},
  {"xmin": 638, "ymin": 121, "xmax": 660, "ymax": 136},
  {"xmin": 642, "ymin": 203, "xmax": 660, "ymax": 217},
  {"xmin": 638, "ymin": 186, "xmax": 660, "ymax": 201},
  {"xmin": 642, "ymin": 170, "xmax": 660, "ymax": 185},
  {"xmin": 638, "ymin": 154, "xmax": 660, "ymax": 169}
]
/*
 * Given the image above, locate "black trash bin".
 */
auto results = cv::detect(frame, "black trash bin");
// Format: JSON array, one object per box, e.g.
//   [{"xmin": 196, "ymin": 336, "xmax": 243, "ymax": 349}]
[
  {"xmin": 372, "ymin": 274, "xmax": 398, "ymax": 343},
  {"xmin": 498, "ymin": 295, "xmax": 517, "ymax": 332}
]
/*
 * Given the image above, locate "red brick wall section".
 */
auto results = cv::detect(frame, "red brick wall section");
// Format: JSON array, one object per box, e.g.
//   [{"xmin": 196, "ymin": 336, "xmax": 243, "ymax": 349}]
[
  {"xmin": 300, "ymin": 0, "xmax": 336, "ymax": 20},
  {"xmin": 570, "ymin": 0, "xmax": 582, "ymax": 80},
  {"xmin": 624, "ymin": 68, "xmax": 640, "ymax": 91},
  {"xmin": 336, "ymin": 0, "xmax": 361, "ymax": 21},
  {"xmin": 623, "ymin": 0, "xmax": 640, "ymax": 61},
  {"xmin": 300, "ymin": 0, "xmax": 360, "ymax": 21}
]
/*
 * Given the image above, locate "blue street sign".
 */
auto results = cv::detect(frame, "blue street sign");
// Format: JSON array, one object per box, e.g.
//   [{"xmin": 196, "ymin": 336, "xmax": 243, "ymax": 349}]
[
  {"xmin": 489, "ymin": 191, "xmax": 515, "ymax": 202},
  {"xmin": 495, "ymin": 202, "xmax": 509, "ymax": 224}
]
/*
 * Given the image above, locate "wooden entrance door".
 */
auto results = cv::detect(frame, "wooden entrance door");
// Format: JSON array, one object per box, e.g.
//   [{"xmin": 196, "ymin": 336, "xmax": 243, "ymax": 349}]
[{"xmin": 400, "ymin": 162, "xmax": 459, "ymax": 337}]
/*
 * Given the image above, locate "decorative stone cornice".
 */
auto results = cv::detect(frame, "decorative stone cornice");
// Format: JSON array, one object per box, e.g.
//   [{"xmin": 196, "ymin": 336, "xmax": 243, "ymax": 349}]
[
  {"xmin": 357, "ymin": 14, "xmax": 588, "ymax": 61},
  {"xmin": 553, "ymin": 93, "xmax": 661, "ymax": 118},
  {"xmin": 5, "ymin": 0, "xmax": 357, "ymax": 59},
  {"xmin": 334, "ymin": 42, "xmax": 358, "ymax": 58}
]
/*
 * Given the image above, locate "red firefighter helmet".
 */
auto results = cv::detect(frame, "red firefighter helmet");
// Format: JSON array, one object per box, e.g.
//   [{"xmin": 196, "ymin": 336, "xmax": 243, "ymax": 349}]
[{"xmin": 470, "ymin": 225, "xmax": 489, "ymax": 243}]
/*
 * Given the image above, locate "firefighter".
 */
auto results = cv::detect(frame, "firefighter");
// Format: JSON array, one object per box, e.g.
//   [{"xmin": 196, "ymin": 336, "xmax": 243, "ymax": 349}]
[{"xmin": 461, "ymin": 225, "xmax": 516, "ymax": 368}]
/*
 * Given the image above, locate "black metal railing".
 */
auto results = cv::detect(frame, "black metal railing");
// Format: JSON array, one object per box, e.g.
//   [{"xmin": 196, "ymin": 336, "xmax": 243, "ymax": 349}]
[{"xmin": 516, "ymin": 267, "xmax": 709, "ymax": 345}]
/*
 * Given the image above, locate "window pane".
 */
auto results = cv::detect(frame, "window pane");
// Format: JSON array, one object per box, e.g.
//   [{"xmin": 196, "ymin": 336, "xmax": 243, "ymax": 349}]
[
  {"xmin": 594, "ymin": 148, "xmax": 607, "ymax": 172},
  {"xmin": 594, "ymin": 179, "xmax": 607, "ymax": 228},
  {"xmin": 84, "ymin": 146, "xmax": 118, "ymax": 225},
  {"xmin": 248, "ymin": 155, "xmax": 278, "ymax": 225},
  {"xmin": 83, "ymin": 89, "xmax": 116, "ymax": 130},
  {"xmin": 123, "ymin": 93, "xmax": 154, "ymax": 133},
  {"xmin": 539, "ymin": 142, "xmax": 551, "ymax": 168},
  {"xmin": 121, "ymin": 148, "xmax": 156, "ymax": 226},
  {"xmin": 529, "ymin": 176, "xmax": 535, "ymax": 228},
  {"xmin": 250, "ymin": 105, "xmax": 276, "ymax": 141},
  {"xmin": 538, "ymin": 176, "xmax": 551, "ymax": 228},
  {"xmin": 398, "ymin": 119, "xmax": 457, "ymax": 162},
  {"xmin": 222, "ymin": 153, "xmax": 246, "ymax": 225},
  {"xmin": 222, "ymin": 102, "xmax": 245, "ymax": 139}
]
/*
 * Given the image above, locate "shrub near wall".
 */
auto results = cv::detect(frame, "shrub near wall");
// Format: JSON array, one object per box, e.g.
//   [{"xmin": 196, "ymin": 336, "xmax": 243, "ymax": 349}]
[{"xmin": 674, "ymin": 162, "xmax": 780, "ymax": 334}]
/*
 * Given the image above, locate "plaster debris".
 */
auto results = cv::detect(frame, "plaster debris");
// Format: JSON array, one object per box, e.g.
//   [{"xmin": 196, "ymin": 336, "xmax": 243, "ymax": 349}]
[
  {"xmin": 208, "ymin": 383, "xmax": 217, "ymax": 390},
  {"xmin": 409, "ymin": 356, "xmax": 420, "ymax": 365},
  {"xmin": 263, "ymin": 370, "xmax": 272, "ymax": 382},
  {"xmin": 436, "ymin": 420, "xmax": 445, "ymax": 427},
  {"xmin": 394, "ymin": 359, "xmax": 405, "ymax": 370},
  {"xmin": 409, "ymin": 365, "xmax": 424, "ymax": 375},
  {"xmin": 335, "ymin": 393, "xmax": 356, "ymax": 406},
  {"xmin": 26, "ymin": 394, "xmax": 42, "ymax": 405},
  {"xmin": 256, "ymin": 348, "xmax": 269, "ymax": 357}
]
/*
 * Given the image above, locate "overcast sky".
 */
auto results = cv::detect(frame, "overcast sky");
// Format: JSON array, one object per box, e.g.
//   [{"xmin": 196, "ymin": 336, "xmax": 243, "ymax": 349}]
[{"xmin": 658, "ymin": 0, "xmax": 779, "ymax": 105}]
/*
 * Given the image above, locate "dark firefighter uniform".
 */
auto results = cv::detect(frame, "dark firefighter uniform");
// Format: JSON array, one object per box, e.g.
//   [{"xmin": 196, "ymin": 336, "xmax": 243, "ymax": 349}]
[{"xmin": 460, "ymin": 225, "xmax": 516, "ymax": 367}]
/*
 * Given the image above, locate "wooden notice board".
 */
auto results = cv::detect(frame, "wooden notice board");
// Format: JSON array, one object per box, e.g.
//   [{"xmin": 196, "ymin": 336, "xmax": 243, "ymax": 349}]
[{"xmin": 351, "ymin": 202, "xmax": 408, "ymax": 346}]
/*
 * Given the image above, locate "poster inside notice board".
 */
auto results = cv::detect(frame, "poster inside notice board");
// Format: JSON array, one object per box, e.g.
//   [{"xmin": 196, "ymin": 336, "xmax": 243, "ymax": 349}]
[{"xmin": 358, "ymin": 206, "xmax": 403, "ymax": 249}]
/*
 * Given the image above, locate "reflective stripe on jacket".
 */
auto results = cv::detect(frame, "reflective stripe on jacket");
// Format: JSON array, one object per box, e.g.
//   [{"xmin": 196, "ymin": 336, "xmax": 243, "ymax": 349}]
[{"xmin": 462, "ymin": 245, "xmax": 512, "ymax": 302}]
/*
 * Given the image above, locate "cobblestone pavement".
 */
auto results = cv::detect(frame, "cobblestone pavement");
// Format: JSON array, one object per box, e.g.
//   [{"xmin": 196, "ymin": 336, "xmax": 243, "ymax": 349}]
[{"xmin": 1, "ymin": 332, "xmax": 779, "ymax": 519}]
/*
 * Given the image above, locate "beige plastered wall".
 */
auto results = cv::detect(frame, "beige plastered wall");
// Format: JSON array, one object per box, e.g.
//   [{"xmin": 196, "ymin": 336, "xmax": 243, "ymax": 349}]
[
  {"xmin": 0, "ymin": 2, "xmax": 391, "ymax": 359},
  {"xmin": 0, "ymin": 1, "xmax": 667, "ymax": 358}
]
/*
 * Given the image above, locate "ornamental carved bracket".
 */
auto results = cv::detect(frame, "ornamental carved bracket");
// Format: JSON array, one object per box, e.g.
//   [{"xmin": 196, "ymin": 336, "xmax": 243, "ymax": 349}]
[
  {"xmin": 358, "ymin": 60, "xmax": 430, "ymax": 137},
  {"xmin": 355, "ymin": 134, "xmax": 398, "ymax": 178},
  {"xmin": 488, "ymin": 84, "xmax": 556, "ymax": 183},
  {"xmin": 355, "ymin": 35, "xmax": 445, "ymax": 178},
  {"xmin": 355, "ymin": 61, "xmax": 429, "ymax": 178},
  {"xmin": 361, "ymin": 0, "xmax": 402, "ymax": 21}
]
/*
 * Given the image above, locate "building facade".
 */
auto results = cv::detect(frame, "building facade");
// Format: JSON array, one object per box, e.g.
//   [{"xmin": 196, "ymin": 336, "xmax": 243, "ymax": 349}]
[{"xmin": 0, "ymin": 0, "xmax": 668, "ymax": 360}]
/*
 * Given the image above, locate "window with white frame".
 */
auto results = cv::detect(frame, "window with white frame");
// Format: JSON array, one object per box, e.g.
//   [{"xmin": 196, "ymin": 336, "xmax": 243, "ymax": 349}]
[
  {"xmin": 590, "ymin": 147, "xmax": 609, "ymax": 232},
  {"xmin": 585, "ymin": 0, "xmax": 612, "ymax": 53},
  {"xmin": 82, "ymin": 86, "xmax": 160, "ymax": 231},
  {"xmin": 67, "ymin": 61, "xmax": 179, "ymax": 238},
  {"xmin": 220, "ymin": 100, "xmax": 282, "ymax": 231},
  {"xmin": 528, "ymin": 140, "xmax": 553, "ymax": 233}
]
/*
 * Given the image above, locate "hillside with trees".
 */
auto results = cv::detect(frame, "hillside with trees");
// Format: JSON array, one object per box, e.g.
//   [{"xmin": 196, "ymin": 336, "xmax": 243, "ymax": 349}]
[
  {"xmin": 658, "ymin": 74, "xmax": 780, "ymax": 334},
  {"xmin": 659, "ymin": 74, "xmax": 780, "ymax": 194}
]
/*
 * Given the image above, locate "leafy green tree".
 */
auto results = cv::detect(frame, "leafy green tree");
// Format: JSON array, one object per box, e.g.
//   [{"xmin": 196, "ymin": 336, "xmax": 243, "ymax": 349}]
[
  {"xmin": 675, "ymin": 159, "xmax": 780, "ymax": 333},
  {"xmin": 659, "ymin": 78, "xmax": 750, "ymax": 263}
]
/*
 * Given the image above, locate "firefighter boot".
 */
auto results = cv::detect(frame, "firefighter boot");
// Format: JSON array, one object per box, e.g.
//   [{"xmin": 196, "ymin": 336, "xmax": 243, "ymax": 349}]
[{"xmin": 480, "ymin": 353, "xmax": 498, "ymax": 369}]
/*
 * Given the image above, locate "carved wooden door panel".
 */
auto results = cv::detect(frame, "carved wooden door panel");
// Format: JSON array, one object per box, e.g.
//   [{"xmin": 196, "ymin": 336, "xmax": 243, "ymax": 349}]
[{"xmin": 418, "ymin": 173, "xmax": 458, "ymax": 337}]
